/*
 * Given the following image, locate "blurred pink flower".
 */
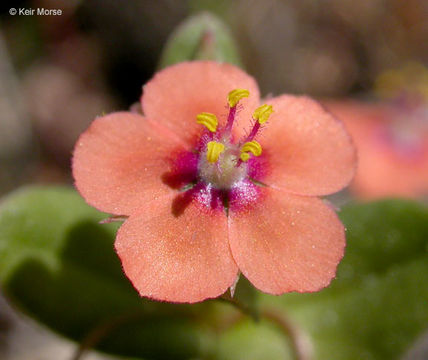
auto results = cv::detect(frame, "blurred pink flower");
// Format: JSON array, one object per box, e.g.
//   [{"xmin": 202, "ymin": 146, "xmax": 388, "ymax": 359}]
[
  {"xmin": 73, "ymin": 61, "xmax": 355, "ymax": 303},
  {"xmin": 326, "ymin": 100, "xmax": 428, "ymax": 199}
]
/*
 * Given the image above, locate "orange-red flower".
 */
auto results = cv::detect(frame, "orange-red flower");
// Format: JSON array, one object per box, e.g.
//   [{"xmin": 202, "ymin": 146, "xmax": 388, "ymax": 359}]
[
  {"xmin": 326, "ymin": 100, "xmax": 428, "ymax": 199},
  {"xmin": 73, "ymin": 61, "xmax": 356, "ymax": 303}
]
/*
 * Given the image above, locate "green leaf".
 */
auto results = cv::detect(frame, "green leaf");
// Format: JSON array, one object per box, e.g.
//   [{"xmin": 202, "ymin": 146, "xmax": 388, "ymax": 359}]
[
  {"xmin": 2, "ymin": 187, "xmax": 427, "ymax": 360},
  {"xmin": 216, "ymin": 318, "xmax": 294, "ymax": 360},
  {"xmin": 158, "ymin": 12, "xmax": 242, "ymax": 68},
  {"xmin": 260, "ymin": 199, "xmax": 428, "ymax": 360},
  {"xmin": 188, "ymin": 0, "xmax": 231, "ymax": 18},
  {"xmin": 0, "ymin": 186, "xmax": 216, "ymax": 360}
]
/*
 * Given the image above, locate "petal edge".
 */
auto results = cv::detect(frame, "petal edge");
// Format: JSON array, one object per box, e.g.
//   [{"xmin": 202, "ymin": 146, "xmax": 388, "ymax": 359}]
[
  {"xmin": 115, "ymin": 199, "xmax": 238, "ymax": 303},
  {"xmin": 229, "ymin": 188, "xmax": 345, "ymax": 294},
  {"xmin": 72, "ymin": 112, "xmax": 182, "ymax": 215},
  {"xmin": 253, "ymin": 95, "xmax": 357, "ymax": 196},
  {"xmin": 142, "ymin": 61, "xmax": 260, "ymax": 145}
]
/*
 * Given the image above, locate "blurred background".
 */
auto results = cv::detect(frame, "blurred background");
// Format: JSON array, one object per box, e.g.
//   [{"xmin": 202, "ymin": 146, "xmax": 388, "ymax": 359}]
[
  {"xmin": 1, "ymin": 0, "xmax": 427, "ymax": 196},
  {"xmin": 0, "ymin": 0, "xmax": 427, "ymax": 359}
]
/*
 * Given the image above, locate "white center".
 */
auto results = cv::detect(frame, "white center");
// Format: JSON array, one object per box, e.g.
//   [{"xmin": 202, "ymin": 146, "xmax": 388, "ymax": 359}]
[{"xmin": 198, "ymin": 143, "xmax": 248, "ymax": 189}]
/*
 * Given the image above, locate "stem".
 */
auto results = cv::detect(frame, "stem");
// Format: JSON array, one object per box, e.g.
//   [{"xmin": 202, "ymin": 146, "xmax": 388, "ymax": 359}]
[
  {"xmin": 219, "ymin": 293, "xmax": 258, "ymax": 321},
  {"xmin": 72, "ymin": 300, "xmax": 311, "ymax": 360},
  {"xmin": 262, "ymin": 308, "xmax": 313, "ymax": 360},
  {"xmin": 219, "ymin": 296, "xmax": 312, "ymax": 360},
  {"xmin": 70, "ymin": 312, "xmax": 143, "ymax": 360}
]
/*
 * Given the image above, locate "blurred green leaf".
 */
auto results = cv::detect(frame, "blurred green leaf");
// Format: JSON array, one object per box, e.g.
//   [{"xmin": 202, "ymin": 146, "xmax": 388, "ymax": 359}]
[
  {"xmin": 216, "ymin": 318, "xmax": 294, "ymax": 360},
  {"xmin": 1, "ymin": 187, "xmax": 427, "ymax": 360},
  {"xmin": 0, "ymin": 186, "xmax": 216, "ymax": 360},
  {"xmin": 187, "ymin": 0, "xmax": 231, "ymax": 18},
  {"xmin": 158, "ymin": 12, "xmax": 242, "ymax": 68},
  {"xmin": 260, "ymin": 199, "xmax": 428, "ymax": 360}
]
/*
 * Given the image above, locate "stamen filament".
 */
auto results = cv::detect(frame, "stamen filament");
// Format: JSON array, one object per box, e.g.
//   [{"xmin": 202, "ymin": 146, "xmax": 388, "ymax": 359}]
[
  {"xmin": 245, "ymin": 104, "xmax": 273, "ymax": 142},
  {"xmin": 225, "ymin": 89, "xmax": 250, "ymax": 134},
  {"xmin": 225, "ymin": 106, "xmax": 237, "ymax": 133},
  {"xmin": 245, "ymin": 121, "xmax": 261, "ymax": 142}
]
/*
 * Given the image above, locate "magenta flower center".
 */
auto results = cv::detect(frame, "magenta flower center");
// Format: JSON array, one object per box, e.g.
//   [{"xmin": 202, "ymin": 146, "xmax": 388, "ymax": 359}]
[
  {"xmin": 168, "ymin": 89, "xmax": 272, "ymax": 211},
  {"xmin": 198, "ymin": 138, "xmax": 248, "ymax": 189}
]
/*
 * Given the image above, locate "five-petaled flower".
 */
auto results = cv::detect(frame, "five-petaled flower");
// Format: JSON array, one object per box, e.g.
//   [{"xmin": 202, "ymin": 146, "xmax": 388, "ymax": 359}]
[{"xmin": 73, "ymin": 61, "xmax": 356, "ymax": 303}]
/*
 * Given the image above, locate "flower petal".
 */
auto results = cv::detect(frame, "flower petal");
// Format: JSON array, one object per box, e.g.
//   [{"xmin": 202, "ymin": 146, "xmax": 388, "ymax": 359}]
[
  {"xmin": 228, "ymin": 187, "xmax": 345, "ymax": 294},
  {"xmin": 115, "ymin": 198, "xmax": 238, "ymax": 303},
  {"xmin": 252, "ymin": 96, "xmax": 356, "ymax": 196},
  {"xmin": 72, "ymin": 112, "xmax": 186, "ymax": 215},
  {"xmin": 142, "ymin": 61, "xmax": 260, "ymax": 145}
]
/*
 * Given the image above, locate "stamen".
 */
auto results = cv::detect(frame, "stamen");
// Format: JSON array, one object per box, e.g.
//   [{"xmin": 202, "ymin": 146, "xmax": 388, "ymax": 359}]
[
  {"xmin": 240, "ymin": 140, "xmax": 262, "ymax": 162},
  {"xmin": 245, "ymin": 104, "xmax": 274, "ymax": 142},
  {"xmin": 225, "ymin": 89, "xmax": 250, "ymax": 134},
  {"xmin": 241, "ymin": 141, "xmax": 262, "ymax": 156},
  {"xmin": 228, "ymin": 89, "xmax": 250, "ymax": 108},
  {"xmin": 240, "ymin": 152, "xmax": 250, "ymax": 162},
  {"xmin": 253, "ymin": 104, "xmax": 273, "ymax": 124},
  {"xmin": 196, "ymin": 112, "xmax": 218, "ymax": 132},
  {"xmin": 206, "ymin": 141, "xmax": 225, "ymax": 163}
]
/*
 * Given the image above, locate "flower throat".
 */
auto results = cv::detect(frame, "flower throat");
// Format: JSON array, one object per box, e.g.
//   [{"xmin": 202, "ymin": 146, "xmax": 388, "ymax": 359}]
[{"xmin": 196, "ymin": 89, "xmax": 273, "ymax": 190}]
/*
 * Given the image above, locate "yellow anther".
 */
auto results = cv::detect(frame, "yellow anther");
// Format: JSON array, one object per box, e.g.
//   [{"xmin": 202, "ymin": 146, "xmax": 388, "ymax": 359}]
[
  {"xmin": 240, "ymin": 152, "xmax": 250, "ymax": 162},
  {"xmin": 240, "ymin": 140, "xmax": 262, "ymax": 162},
  {"xmin": 228, "ymin": 89, "xmax": 250, "ymax": 107},
  {"xmin": 196, "ymin": 112, "xmax": 218, "ymax": 132},
  {"xmin": 253, "ymin": 104, "xmax": 273, "ymax": 124},
  {"xmin": 242, "ymin": 141, "xmax": 262, "ymax": 156},
  {"xmin": 206, "ymin": 141, "xmax": 225, "ymax": 163}
]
